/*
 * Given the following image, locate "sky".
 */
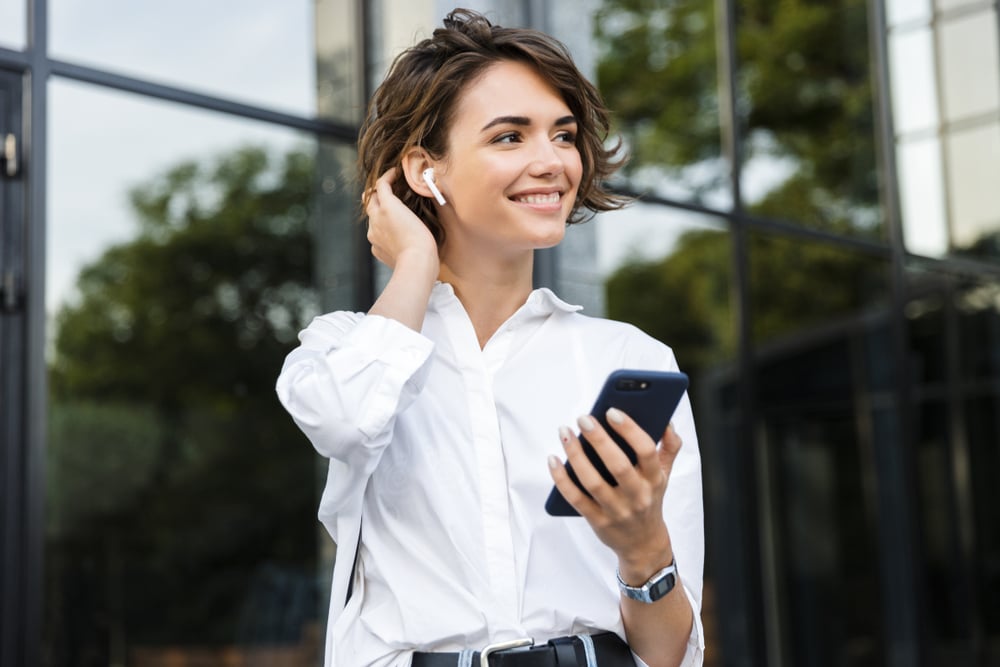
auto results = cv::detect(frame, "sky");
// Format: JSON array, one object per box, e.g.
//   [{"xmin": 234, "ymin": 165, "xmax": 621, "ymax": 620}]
[{"xmin": 41, "ymin": 1, "xmax": 315, "ymax": 311}]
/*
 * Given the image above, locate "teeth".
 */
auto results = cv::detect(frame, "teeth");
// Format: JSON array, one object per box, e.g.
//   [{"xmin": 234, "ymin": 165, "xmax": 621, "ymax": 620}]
[{"xmin": 515, "ymin": 193, "xmax": 560, "ymax": 204}]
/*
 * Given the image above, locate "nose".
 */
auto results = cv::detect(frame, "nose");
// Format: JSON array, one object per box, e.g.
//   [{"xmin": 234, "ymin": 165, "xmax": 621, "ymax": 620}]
[{"xmin": 528, "ymin": 138, "xmax": 565, "ymax": 177}]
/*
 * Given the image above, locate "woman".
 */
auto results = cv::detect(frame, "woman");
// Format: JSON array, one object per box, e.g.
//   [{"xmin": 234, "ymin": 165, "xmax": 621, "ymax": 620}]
[{"xmin": 276, "ymin": 8, "xmax": 704, "ymax": 667}]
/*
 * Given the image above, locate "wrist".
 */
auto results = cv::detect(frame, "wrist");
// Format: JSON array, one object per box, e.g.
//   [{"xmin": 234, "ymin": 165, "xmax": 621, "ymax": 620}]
[
  {"xmin": 394, "ymin": 247, "xmax": 440, "ymax": 281},
  {"xmin": 616, "ymin": 531, "xmax": 673, "ymax": 586},
  {"xmin": 617, "ymin": 558, "xmax": 678, "ymax": 604}
]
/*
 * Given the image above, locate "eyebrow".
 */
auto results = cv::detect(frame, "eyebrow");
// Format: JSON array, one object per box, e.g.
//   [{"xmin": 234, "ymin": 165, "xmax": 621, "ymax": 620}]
[{"xmin": 480, "ymin": 114, "xmax": 578, "ymax": 132}]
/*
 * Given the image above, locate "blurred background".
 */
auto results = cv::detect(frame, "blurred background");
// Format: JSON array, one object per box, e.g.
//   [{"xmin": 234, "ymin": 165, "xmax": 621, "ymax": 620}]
[{"xmin": 1, "ymin": 0, "xmax": 998, "ymax": 665}]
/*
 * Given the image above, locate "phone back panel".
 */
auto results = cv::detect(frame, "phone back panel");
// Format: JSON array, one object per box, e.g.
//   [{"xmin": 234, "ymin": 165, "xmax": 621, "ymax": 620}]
[{"xmin": 545, "ymin": 369, "xmax": 689, "ymax": 516}]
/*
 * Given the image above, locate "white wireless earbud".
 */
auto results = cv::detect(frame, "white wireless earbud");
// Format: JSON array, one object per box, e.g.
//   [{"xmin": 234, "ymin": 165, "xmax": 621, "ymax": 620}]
[{"xmin": 422, "ymin": 168, "xmax": 447, "ymax": 206}]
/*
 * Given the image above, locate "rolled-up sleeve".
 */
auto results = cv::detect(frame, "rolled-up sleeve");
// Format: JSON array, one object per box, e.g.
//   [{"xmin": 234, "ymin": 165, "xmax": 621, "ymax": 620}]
[{"xmin": 276, "ymin": 312, "xmax": 434, "ymax": 472}]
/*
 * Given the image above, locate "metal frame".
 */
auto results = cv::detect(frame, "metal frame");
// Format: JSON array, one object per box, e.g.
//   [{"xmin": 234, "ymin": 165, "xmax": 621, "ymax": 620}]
[{"xmin": 0, "ymin": 62, "xmax": 27, "ymax": 667}]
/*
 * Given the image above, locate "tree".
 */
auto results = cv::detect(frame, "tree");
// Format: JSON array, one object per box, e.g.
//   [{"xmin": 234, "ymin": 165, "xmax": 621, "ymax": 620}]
[
  {"xmin": 46, "ymin": 145, "xmax": 324, "ymax": 655},
  {"xmin": 595, "ymin": 0, "xmax": 879, "ymax": 235}
]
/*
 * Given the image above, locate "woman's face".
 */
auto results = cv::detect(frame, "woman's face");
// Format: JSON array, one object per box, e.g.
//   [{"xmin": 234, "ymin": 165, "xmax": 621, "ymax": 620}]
[{"xmin": 434, "ymin": 60, "xmax": 583, "ymax": 260}]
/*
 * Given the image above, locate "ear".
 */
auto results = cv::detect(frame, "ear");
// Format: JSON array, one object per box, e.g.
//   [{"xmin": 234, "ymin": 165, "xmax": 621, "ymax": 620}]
[{"xmin": 401, "ymin": 148, "xmax": 443, "ymax": 203}]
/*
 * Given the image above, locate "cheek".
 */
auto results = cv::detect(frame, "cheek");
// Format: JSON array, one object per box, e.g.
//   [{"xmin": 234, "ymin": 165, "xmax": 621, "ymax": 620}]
[{"xmin": 567, "ymin": 152, "xmax": 584, "ymax": 190}]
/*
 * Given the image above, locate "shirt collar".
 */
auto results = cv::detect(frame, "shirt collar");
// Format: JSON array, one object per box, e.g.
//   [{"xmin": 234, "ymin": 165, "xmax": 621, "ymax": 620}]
[{"xmin": 429, "ymin": 282, "xmax": 583, "ymax": 318}]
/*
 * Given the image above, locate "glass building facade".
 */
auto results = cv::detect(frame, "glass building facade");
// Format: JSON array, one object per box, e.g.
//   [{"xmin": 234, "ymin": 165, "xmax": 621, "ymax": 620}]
[{"xmin": 1, "ymin": 0, "xmax": 998, "ymax": 665}]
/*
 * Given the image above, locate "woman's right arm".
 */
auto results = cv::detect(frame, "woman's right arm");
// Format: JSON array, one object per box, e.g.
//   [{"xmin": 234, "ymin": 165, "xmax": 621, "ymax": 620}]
[
  {"xmin": 275, "ymin": 312, "xmax": 434, "ymax": 467},
  {"xmin": 365, "ymin": 167, "xmax": 440, "ymax": 331},
  {"xmin": 275, "ymin": 168, "xmax": 440, "ymax": 471}
]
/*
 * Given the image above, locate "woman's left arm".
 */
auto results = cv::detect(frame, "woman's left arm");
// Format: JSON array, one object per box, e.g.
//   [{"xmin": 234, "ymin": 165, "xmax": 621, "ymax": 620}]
[{"xmin": 548, "ymin": 407, "xmax": 700, "ymax": 667}]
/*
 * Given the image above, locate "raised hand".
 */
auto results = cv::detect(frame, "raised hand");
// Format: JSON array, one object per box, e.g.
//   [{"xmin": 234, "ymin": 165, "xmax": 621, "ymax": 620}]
[{"xmin": 364, "ymin": 167, "xmax": 439, "ymax": 271}]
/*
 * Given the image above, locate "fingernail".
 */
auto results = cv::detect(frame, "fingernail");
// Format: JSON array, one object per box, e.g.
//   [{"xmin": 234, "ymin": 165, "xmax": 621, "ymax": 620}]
[
  {"xmin": 606, "ymin": 407, "xmax": 625, "ymax": 424},
  {"xmin": 548, "ymin": 455, "xmax": 561, "ymax": 470},
  {"xmin": 577, "ymin": 415, "xmax": 596, "ymax": 432},
  {"xmin": 558, "ymin": 425, "xmax": 573, "ymax": 443}
]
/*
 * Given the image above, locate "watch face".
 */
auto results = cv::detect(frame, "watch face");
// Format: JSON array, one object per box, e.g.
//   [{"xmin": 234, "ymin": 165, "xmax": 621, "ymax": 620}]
[{"xmin": 649, "ymin": 572, "xmax": 676, "ymax": 600}]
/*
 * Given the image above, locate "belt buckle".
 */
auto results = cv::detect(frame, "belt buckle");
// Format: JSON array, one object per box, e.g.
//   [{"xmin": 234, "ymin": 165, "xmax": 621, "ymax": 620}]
[{"xmin": 479, "ymin": 637, "xmax": 533, "ymax": 667}]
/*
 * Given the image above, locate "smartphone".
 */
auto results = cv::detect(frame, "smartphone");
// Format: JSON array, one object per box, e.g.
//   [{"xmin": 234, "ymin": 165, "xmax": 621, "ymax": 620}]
[{"xmin": 544, "ymin": 369, "xmax": 689, "ymax": 516}]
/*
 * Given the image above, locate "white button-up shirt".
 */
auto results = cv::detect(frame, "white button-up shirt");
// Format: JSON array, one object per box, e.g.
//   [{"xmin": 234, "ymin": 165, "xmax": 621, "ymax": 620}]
[{"xmin": 276, "ymin": 284, "xmax": 705, "ymax": 667}]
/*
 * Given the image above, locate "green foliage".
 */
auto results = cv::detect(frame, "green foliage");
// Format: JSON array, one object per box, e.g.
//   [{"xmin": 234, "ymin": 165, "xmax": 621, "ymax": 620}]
[
  {"xmin": 50, "ymin": 146, "xmax": 317, "ymax": 404},
  {"xmin": 595, "ymin": 0, "xmax": 721, "ymax": 172},
  {"xmin": 747, "ymin": 233, "xmax": 887, "ymax": 344},
  {"xmin": 594, "ymin": 0, "xmax": 880, "ymax": 233},
  {"xmin": 606, "ymin": 229, "xmax": 735, "ymax": 377},
  {"xmin": 606, "ymin": 226, "xmax": 886, "ymax": 380},
  {"xmin": 45, "ymin": 145, "xmax": 324, "ymax": 647}
]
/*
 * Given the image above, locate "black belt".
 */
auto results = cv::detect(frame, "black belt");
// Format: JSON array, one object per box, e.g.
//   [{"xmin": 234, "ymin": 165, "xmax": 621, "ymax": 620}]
[{"xmin": 411, "ymin": 632, "xmax": 633, "ymax": 667}]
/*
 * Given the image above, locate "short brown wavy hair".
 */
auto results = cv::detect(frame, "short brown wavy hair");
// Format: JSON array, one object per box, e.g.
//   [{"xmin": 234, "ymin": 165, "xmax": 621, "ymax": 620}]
[{"xmin": 358, "ymin": 8, "xmax": 627, "ymax": 246}]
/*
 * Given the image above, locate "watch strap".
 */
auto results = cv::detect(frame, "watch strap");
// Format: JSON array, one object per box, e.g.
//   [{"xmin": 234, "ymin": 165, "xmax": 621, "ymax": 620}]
[{"xmin": 616, "ymin": 558, "xmax": 678, "ymax": 603}]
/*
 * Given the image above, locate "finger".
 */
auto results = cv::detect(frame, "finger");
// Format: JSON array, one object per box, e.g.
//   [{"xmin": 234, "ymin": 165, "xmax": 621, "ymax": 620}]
[
  {"xmin": 580, "ymin": 414, "xmax": 645, "ymax": 485},
  {"xmin": 548, "ymin": 429, "xmax": 601, "ymax": 516},
  {"xmin": 604, "ymin": 407, "xmax": 661, "ymax": 483},
  {"xmin": 564, "ymin": 416, "xmax": 639, "ymax": 509},
  {"xmin": 657, "ymin": 422, "xmax": 683, "ymax": 476},
  {"xmin": 375, "ymin": 166, "xmax": 398, "ymax": 194}
]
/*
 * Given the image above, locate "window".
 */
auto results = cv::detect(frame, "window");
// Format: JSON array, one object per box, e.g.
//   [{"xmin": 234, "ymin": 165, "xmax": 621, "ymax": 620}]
[{"xmin": 42, "ymin": 79, "xmax": 350, "ymax": 665}]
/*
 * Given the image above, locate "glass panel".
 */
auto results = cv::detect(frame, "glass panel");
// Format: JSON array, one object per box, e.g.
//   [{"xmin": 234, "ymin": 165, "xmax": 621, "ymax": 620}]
[
  {"xmin": 956, "ymin": 274, "xmax": 1000, "ymax": 659},
  {"xmin": 594, "ymin": 0, "xmax": 728, "ymax": 207},
  {"xmin": 945, "ymin": 121, "xmax": 1000, "ymax": 257},
  {"xmin": 964, "ymin": 394, "xmax": 1000, "ymax": 655},
  {"xmin": 939, "ymin": 10, "xmax": 1000, "ymax": 123},
  {"xmin": 365, "ymin": 0, "xmax": 439, "ymax": 89},
  {"xmin": 904, "ymin": 271, "xmax": 948, "ymax": 385},
  {"xmin": 598, "ymin": 205, "xmax": 733, "ymax": 663},
  {"xmin": 914, "ymin": 400, "xmax": 977, "ymax": 663},
  {"xmin": 760, "ymin": 413, "xmax": 884, "ymax": 666},
  {"xmin": 600, "ymin": 206, "xmax": 735, "ymax": 377},
  {"xmin": 888, "ymin": 27, "xmax": 939, "ymax": 136},
  {"xmin": 0, "ymin": 0, "xmax": 25, "ymax": 49},
  {"xmin": 903, "ymin": 270, "xmax": 978, "ymax": 662},
  {"xmin": 956, "ymin": 276, "xmax": 1000, "ymax": 380},
  {"xmin": 43, "ymin": 79, "xmax": 353, "ymax": 664},
  {"xmin": 886, "ymin": 0, "xmax": 931, "ymax": 26},
  {"xmin": 50, "ymin": 0, "xmax": 316, "ymax": 117},
  {"xmin": 750, "ymin": 234, "xmax": 892, "ymax": 666},
  {"xmin": 749, "ymin": 234, "xmax": 891, "ymax": 346},
  {"xmin": 936, "ymin": 0, "xmax": 987, "ymax": 11},
  {"xmin": 737, "ymin": 0, "xmax": 882, "ymax": 239},
  {"xmin": 897, "ymin": 137, "xmax": 948, "ymax": 257},
  {"xmin": 316, "ymin": 0, "xmax": 365, "ymax": 125}
]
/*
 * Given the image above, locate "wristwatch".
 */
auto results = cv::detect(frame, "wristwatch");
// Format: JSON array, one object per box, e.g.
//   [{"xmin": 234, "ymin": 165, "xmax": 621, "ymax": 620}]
[{"xmin": 616, "ymin": 559, "xmax": 678, "ymax": 603}]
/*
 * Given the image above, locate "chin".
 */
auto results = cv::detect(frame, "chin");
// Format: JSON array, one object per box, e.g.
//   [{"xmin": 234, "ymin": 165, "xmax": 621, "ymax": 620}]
[{"xmin": 534, "ymin": 229, "xmax": 566, "ymax": 248}]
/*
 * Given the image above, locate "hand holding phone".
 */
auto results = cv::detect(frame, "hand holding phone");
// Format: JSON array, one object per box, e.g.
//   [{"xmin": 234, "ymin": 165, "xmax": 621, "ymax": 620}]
[{"xmin": 545, "ymin": 369, "xmax": 689, "ymax": 516}]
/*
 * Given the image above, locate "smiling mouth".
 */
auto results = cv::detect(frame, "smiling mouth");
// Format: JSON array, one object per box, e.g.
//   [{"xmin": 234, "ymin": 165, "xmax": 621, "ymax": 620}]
[{"xmin": 513, "ymin": 192, "xmax": 561, "ymax": 205}]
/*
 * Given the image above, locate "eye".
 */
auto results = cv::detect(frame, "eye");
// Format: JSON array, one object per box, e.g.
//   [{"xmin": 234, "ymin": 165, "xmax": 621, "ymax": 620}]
[
  {"xmin": 555, "ymin": 130, "xmax": 577, "ymax": 143},
  {"xmin": 492, "ymin": 132, "xmax": 521, "ymax": 144}
]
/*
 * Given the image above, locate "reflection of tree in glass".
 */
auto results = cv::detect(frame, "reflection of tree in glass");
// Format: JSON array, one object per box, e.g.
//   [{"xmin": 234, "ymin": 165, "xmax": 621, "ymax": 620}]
[
  {"xmin": 606, "ymin": 229, "xmax": 885, "ymax": 379},
  {"xmin": 595, "ymin": 0, "xmax": 722, "ymax": 196},
  {"xmin": 606, "ymin": 230, "xmax": 734, "ymax": 377},
  {"xmin": 595, "ymin": 0, "xmax": 879, "ymax": 235},
  {"xmin": 46, "ymin": 146, "xmax": 323, "ymax": 655}
]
